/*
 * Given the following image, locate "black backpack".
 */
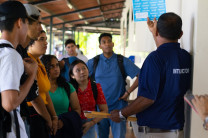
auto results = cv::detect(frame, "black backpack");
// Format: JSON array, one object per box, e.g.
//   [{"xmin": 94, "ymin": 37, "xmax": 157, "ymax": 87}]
[
  {"xmin": 61, "ymin": 58, "xmax": 71, "ymax": 82},
  {"xmin": 0, "ymin": 94, "xmax": 11, "ymax": 138},
  {"xmin": 92, "ymin": 54, "xmax": 127, "ymax": 85},
  {"xmin": 0, "ymin": 44, "xmax": 20, "ymax": 138}
]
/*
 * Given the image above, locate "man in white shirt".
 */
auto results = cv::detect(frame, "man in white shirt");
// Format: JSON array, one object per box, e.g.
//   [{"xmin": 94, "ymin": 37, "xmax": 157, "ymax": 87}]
[
  {"xmin": 0, "ymin": 1, "xmax": 37, "ymax": 137},
  {"xmin": 61, "ymin": 39, "xmax": 88, "ymax": 63}
]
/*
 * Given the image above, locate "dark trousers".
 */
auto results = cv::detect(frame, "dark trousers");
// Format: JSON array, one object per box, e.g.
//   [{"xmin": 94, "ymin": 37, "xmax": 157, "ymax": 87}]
[{"xmin": 28, "ymin": 106, "xmax": 49, "ymax": 138}]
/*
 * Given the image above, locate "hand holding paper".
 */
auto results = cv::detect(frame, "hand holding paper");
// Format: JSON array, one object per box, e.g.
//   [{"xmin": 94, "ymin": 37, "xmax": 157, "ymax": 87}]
[
  {"xmin": 184, "ymin": 94, "xmax": 198, "ymax": 113},
  {"xmin": 192, "ymin": 95, "xmax": 208, "ymax": 121}
]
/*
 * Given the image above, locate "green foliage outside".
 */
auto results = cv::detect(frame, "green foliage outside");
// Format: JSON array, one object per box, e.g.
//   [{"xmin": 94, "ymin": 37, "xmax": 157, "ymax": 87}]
[{"xmin": 75, "ymin": 31, "xmax": 121, "ymax": 59}]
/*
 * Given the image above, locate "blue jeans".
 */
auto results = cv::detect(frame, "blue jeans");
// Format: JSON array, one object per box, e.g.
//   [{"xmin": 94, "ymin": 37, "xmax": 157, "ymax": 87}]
[
  {"xmin": 82, "ymin": 119, "xmax": 96, "ymax": 138},
  {"xmin": 97, "ymin": 118, "xmax": 126, "ymax": 138}
]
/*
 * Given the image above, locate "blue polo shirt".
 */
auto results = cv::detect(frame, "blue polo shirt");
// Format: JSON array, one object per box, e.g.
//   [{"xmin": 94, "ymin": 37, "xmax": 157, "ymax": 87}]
[
  {"xmin": 87, "ymin": 53, "xmax": 140, "ymax": 112},
  {"xmin": 136, "ymin": 43, "xmax": 191, "ymax": 129}
]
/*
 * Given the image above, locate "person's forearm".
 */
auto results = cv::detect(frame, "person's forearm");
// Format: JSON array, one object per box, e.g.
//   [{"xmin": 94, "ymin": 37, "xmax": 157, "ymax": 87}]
[
  {"xmin": 92, "ymin": 104, "xmax": 108, "ymax": 124},
  {"xmin": 31, "ymin": 96, "xmax": 52, "ymax": 123},
  {"xmin": 121, "ymin": 96, "xmax": 154, "ymax": 117},
  {"xmin": 70, "ymin": 92, "xmax": 81, "ymax": 115},
  {"xmin": 127, "ymin": 76, "xmax": 138, "ymax": 93},
  {"xmin": 73, "ymin": 108, "xmax": 81, "ymax": 115},
  {"xmin": 45, "ymin": 92, "xmax": 57, "ymax": 117},
  {"xmin": 59, "ymin": 60, "xmax": 65, "ymax": 70},
  {"xmin": 46, "ymin": 92, "xmax": 58, "ymax": 134}
]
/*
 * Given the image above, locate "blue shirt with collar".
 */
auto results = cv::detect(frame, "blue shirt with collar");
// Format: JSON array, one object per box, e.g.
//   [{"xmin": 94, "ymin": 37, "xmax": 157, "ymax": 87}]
[
  {"xmin": 136, "ymin": 43, "xmax": 191, "ymax": 129},
  {"xmin": 87, "ymin": 53, "xmax": 140, "ymax": 112}
]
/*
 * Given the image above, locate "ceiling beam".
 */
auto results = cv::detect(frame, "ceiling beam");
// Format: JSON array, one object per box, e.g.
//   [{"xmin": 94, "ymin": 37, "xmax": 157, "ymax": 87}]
[
  {"xmin": 42, "ymin": 1, "xmax": 125, "ymax": 20},
  {"xmin": 75, "ymin": 21, "xmax": 107, "ymax": 27},
  {"xmin": 29, "ymin": 0, "xmax": 57, "ymax": 5},
  {"xmin": 23, "ymin": 0, "xmax": 65, "ymax": 22},
  {"xmin": 52, "ymin": 10, "xmax": 122, "ymax": 26},
  {"xmin": 66, "ymin": 0, "xmax": 86, "ymax": 23},
  {"xmin": 76, "ymin": 26, "xmax": 120, "ymax": 32},
  {"xmin": 97, "ymin": 0, "xmax": 105, "ymax": 21},
  {"xmin": 53, "ymin": 15, "xmax": 103, "ymax": 26},
  {"xmin": 76, "ymin": 27, "xmax": 120, "ymax": 34},
  {"xmin": 75, "ymin": 21, "xmax": 120, "ymax": 28},
  {"xmin": 102, "ymin": 7, "xmax": 124, "ymax": 13}
]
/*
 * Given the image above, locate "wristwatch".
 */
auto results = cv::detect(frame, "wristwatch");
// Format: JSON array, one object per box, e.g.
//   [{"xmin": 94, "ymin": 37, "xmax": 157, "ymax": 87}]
[
  {"xmin": 203, "ymin": 116, "xmax": 208, "ymax": 130},
  {"xmin": 119, "ymin": 110, "xmax": 126, "ymax": 121}
]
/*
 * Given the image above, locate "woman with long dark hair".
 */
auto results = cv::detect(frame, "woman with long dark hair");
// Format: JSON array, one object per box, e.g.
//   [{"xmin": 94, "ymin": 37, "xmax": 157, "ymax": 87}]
[
  {"xmin": 69, "ymin": 60, "xmax": 108, "ymax": 138},
  {"xmin": 41, "ymin": 54, "xmax": 82, "ymax": 138}
]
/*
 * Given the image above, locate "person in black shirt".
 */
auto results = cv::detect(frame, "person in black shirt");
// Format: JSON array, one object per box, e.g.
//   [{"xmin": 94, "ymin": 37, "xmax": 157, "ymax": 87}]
[{"xmin": 16, "ymin": 4, "xmax": 53, "ymax": 138}]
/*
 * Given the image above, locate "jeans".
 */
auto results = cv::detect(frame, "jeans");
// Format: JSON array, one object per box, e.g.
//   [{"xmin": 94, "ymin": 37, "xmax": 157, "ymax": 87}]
[
  {"xmin": 82, "ymin": 119, "xmax": 96, "ymax": 138},
  {"xmin": 97, "ymin": 118, "xmax": 126, "ymax": 138},
  {"xmin": 137, "ymin": 130, "xmax": 184, "ymax": 138}
]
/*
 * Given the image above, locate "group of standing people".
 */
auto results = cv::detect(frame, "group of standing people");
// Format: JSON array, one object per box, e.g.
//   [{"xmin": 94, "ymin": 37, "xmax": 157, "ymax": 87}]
[
  {"xmin": 0, "ymin": 1, "xmax": 133, "ymax": 137},
  {"xmin": 1, "ymin": 1, "xmax": 208, "ymax": 138}
]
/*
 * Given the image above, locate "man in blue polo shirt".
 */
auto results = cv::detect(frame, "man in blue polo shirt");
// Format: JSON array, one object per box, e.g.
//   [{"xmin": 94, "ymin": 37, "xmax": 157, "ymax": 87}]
[
  {"xmin": 87, "ymin": 33, "xmax": 140, "ymax": 138},
  {"xmin": 110, "ymin": 12, "xmax": 191, "ymax": 138}
]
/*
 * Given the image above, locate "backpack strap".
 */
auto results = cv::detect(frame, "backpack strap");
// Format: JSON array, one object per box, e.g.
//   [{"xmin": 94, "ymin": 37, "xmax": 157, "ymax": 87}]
[
  {"xmin": 13, "ymin": 110, "xmax": 20, "ymax": 138},
  {"xmin": 62, "ymin": 58, "xmax": 70, "ymax": 68},
  {"xmin": 117, "ymin": 54, "xmax": 127, "ymax": 85},
  {"xmin": 92, "ymin": 54, "xmax": 127, "ymax": 85},
  {"xmin": 0, "ymin": 43, "xmax": 14, "ymax": 49},
  {"xmin": 90, "ymin": 77, "xmax": 98, "ymax": 102},
  {"xmin": 61, "ymin": 58, "xmax": 71, "ymax": 82},
  {"xmin": 92, "ymin": 55, "xmax": 100, "ymax": 80}
]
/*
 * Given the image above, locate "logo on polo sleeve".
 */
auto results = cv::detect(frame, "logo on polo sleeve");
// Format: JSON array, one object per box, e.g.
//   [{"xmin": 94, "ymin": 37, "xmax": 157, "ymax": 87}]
[{"xmin": 173, "ymin": 68, "xmax": 190, "ymax": 74}]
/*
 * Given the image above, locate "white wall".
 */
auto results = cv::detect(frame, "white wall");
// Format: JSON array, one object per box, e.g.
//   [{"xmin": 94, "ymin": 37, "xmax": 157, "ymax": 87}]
[
  {"xmin": 121, "ymin": 0, "xmax": 155, "ymax": 53},
  {"xmin": 191, "ymin": 0, "xmax": 208, "ymax": 137},
  {"xmin": 181, "ymin": 0, "xmax": 197, "ymax": 53},
  {"xmin": 121, "ymin": 0, "xmax": 184, "ymax": 54}
]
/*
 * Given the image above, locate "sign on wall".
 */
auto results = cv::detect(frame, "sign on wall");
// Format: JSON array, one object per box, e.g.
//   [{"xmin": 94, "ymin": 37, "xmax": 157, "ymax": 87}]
[{"xmin": 132, "ymin": 0, "xmax": 166, "ymax": 22}]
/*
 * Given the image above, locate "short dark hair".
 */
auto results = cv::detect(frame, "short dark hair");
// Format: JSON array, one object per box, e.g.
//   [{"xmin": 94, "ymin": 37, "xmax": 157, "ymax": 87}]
[
  {"xmin": 99, "ymin": 33, "xmax": 112, "ymax": 44},
  {"xmin": 65, "ymin": 39, "xmax": 76, "ymax": 47},
  {"xmin": 0, "ymin": 18, "xmax": 26, "ymax": 32},
  {"xmin": 157, "ymin": 12, "xmax": 182, "ymax": 40},
  {"xmin": 28, "ymin": 30, "xmax": 46, "ymax": 46}
]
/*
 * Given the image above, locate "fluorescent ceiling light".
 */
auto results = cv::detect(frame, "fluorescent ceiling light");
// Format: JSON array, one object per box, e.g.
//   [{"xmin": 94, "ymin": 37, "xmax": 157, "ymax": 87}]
[
  {"xmin": 79, "ymin": 14, "xmax": 83, "ymax": 19},
  {"xmin": 67, "ymin": 3, "xmax": 73, "ymax": 9}
]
